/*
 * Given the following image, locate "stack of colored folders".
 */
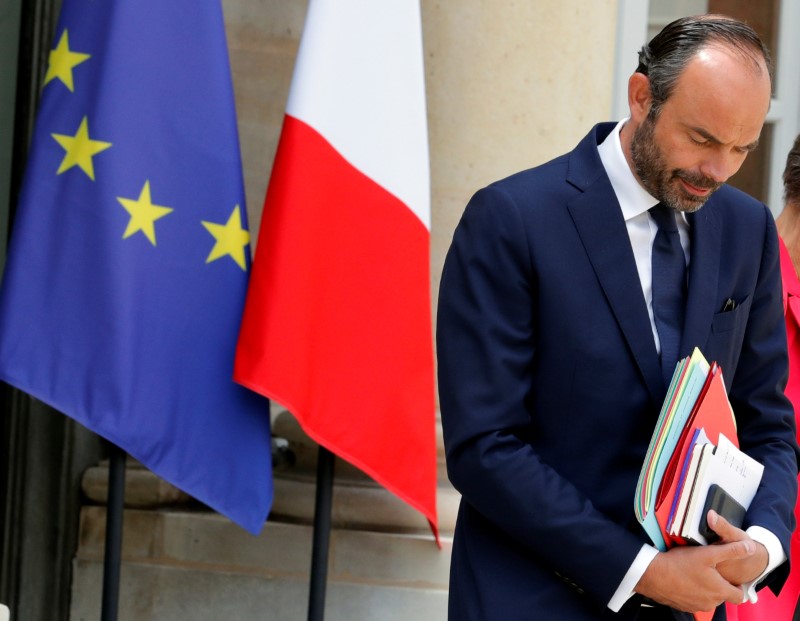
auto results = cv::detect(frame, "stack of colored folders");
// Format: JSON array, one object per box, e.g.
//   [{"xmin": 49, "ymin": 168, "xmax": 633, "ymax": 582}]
[{"xmin": 634, "ymin": 348, "xmax": 739, "ymax": 552}]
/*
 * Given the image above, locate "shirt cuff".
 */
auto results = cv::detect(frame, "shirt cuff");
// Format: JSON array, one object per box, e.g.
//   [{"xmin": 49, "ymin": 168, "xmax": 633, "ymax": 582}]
[
  {"xmin": 608, "ymin": 544, "xmax": 659, "ymax": 612},
  {"xmin": 740, "ymin": 526, "xmax": 787, "ymax": 603}
]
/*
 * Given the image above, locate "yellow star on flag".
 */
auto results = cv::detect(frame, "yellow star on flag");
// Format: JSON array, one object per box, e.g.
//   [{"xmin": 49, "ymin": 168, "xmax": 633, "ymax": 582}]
[
  {"xmin": 202, "ymin": 206, "xmax": 250, "ymax": 271},
  {"xmin": 52, "ymin": 117, "xmax": 112, "ymax": 180},
  {"xmin": 44, "ymin": 30, "xmax": 91, "ymax": 92},
  {"xmin": 117, "ymin": 181, "xmax": 174, "ymax": 246}
]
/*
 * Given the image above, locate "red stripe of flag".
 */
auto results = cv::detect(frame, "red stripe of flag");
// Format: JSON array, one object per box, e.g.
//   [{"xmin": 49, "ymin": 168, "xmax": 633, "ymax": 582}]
[{"xmin": 235, "ymin": 115, "xmax": 438, "ymax": 539}]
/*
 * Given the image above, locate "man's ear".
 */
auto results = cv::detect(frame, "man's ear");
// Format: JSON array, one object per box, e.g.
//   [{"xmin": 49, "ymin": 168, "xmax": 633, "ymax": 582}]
[{"xmin": 628, "ymin": 72, "xmax": 653, "ymax": 123}]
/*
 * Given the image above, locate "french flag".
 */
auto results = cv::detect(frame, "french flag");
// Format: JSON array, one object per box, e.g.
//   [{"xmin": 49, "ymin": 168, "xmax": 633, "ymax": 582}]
[{"xmin": 235, "ymin": 0, "xmax": 438, "ymax": 539}]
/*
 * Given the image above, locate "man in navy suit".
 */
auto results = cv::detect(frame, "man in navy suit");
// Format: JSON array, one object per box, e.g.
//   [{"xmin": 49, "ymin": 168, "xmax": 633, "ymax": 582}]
[{"xmin": 437, "ymin": 15, "xmax": 799, "ymax": 621}]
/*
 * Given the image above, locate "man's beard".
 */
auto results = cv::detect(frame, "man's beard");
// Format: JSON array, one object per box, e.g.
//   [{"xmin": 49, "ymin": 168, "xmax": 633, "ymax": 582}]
[{"xmin": 630, "ymin": 113, "xmax": 722, "ymax": 213}]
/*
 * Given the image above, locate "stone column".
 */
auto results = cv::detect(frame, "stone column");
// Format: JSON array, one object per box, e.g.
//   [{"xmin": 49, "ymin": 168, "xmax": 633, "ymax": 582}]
[{"xmin": 424, "ymin": 0, "xmax": 618, "ymax": 286}]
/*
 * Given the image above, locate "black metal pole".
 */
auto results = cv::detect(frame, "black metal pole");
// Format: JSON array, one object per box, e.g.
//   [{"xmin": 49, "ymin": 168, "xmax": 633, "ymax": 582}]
[
  {"xmin": 100, "ymin": 442, "xmax": 126, "ymax": 621},
  {"xmin": 307, "ymin": 445, "xmax": 335, "ymax": 621}
]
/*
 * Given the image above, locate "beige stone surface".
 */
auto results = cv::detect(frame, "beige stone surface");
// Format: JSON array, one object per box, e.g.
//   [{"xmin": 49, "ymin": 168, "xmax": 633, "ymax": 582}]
[
  {"xmin": 423, "ymin": 0, "xmax": 618, "ymax": 316},
  {"xmin": 271, "ymin": 409, "xmax": 453, "ymax": 530},
  {"xmin": 82, "ymin": 460, "xmax": 191, "ymax": 508},
  {"xmin": 71, "ymin": 508, "xmax": 449, "ymax": 621},
  {"xmin": 76, "ymin": 508, "xmax": 449, "ymax": 587},
  {"xmin": 270, "ymin": 473, "xmax": 460, "ymax": 535},
  {"xmin": 71, "ymin": 562, "xmax": 447, "ymax": 621},
  {"xmin": 221, "ymin": 0, "xmax": 308, "ymax": 240}
]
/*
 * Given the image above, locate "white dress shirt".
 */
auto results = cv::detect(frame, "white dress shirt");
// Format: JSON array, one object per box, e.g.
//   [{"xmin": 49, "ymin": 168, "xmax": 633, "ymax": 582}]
[{"xmin": 596, "ymin": 119, "xmax": 785, "ymax": 611}]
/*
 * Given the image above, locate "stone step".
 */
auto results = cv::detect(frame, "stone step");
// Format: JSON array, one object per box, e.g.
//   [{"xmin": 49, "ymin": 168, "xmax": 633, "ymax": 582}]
[{"xmin": 70, "ymin": 507, "xmax": 451, "ymax": 621}]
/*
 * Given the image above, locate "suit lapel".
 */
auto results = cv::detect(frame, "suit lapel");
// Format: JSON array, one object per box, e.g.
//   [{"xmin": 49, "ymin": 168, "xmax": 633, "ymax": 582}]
[
  {"xmin": 567, "ymin": 176, "xmax": 665, "ymax": 409},
  {"xmin": 565, "ymin": 124, "xmax": 726, "ymax": 406},
  {"xmin": 681, "ymin": 205, "xmax": 721, "ymax": 356}
]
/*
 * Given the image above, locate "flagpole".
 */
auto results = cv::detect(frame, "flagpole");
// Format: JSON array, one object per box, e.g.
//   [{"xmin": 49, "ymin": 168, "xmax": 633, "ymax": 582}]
[
  {"xmin": 101, "ymin": 442, "xmax": 126, "ymax": 621},
  {"xmin": 307, "ymin": 445, "xmax": 335, "ymax": 621}
]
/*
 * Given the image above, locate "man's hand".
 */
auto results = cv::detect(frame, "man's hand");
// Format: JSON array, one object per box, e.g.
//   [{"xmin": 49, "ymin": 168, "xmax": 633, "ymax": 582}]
[
  {"xmin": 634, "ymin": 528, "xmax": 755, "ymax": 612},
  {"xmin": 707, "ymin": 509, "xmax": 768, "ymax": 586}
]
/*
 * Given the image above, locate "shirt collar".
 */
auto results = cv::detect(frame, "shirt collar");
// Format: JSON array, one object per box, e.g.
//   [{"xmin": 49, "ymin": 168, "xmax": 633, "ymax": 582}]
[{"xmin": 597, "ymin": 118, "xmax": 659, "ymax": 222}]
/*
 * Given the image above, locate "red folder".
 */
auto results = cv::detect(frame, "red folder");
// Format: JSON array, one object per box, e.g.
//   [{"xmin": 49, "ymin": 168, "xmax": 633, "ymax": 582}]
[
  {"xmin": 655, "ymin": 363, "xmax": 737, "ymax": 621},
  {"xmin": 643, "ymin": 362, "xmax": 737, "ymax": 621},
  {"xmin": 654, "ymin": 363, "xmax": 738, "ymax": 547}
]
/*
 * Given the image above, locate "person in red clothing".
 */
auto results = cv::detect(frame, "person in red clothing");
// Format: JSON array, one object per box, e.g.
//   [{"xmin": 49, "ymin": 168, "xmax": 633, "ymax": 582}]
[{"xmin": 728, "ymin": 135, "xmax": 800, "ymax": 621}]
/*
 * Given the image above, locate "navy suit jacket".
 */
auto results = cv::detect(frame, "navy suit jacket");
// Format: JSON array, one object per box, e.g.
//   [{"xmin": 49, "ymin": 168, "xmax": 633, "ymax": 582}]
[{"xmin": 437, "ymin": 123, "xmax": 799, "ymax": 620}]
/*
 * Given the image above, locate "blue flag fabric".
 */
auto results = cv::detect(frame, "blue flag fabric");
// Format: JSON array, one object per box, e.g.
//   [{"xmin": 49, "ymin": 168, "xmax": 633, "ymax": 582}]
[{"xmin": 0, "ymin": 0, "xmax": 272, "ymax": 534}]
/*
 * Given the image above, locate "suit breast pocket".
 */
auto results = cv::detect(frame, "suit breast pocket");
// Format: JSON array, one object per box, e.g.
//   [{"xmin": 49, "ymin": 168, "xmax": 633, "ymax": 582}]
[
  {"xmin": 711, "ymin": 295, "xmax": 751, "ymax": 333},
  {"xmin": 707, "ymin": 295, "xmax": 751, "ymax": 372}
]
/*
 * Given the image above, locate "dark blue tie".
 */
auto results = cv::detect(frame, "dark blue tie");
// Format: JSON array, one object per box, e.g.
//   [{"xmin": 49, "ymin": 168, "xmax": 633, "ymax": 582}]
[{"xmin": 649, "ymin": 204, "xmax": 686, "ymax": 387}]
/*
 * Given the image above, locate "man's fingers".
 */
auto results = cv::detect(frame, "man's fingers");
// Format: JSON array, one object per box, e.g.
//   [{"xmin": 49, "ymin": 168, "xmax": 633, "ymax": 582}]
[
  {"xmin": 707, "ymin": 509, "xmax": 746, "ymax": 542},
  {"xmin": 706, "ymin": 536, "xmax": 755, "ymax": 565}
]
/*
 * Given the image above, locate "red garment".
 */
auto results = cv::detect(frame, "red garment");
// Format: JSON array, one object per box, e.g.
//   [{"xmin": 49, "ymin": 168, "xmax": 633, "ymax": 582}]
[{"xmin": 728, "ymin": 237, "xmax": 800, "ymax": 620}]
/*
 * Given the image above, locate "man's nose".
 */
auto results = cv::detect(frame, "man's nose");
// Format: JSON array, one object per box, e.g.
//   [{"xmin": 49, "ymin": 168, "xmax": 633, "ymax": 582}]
[{"xmin": 699, "ymin": 150, "xmax": 747, "ymax": 184}]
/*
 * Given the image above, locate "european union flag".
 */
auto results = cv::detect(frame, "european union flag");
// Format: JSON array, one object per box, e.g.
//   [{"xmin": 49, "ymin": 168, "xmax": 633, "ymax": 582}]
[{"xmin": 0, "ymin": 0, "xmax": 272, "ymax": 534}]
